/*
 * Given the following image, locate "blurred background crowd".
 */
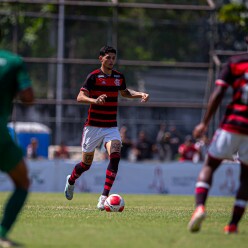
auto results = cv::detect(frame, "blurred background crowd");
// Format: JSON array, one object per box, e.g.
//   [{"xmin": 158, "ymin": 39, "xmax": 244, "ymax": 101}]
[{"xmin": 119, "ymin": 124, "xmax": 210, "ymax": 163}]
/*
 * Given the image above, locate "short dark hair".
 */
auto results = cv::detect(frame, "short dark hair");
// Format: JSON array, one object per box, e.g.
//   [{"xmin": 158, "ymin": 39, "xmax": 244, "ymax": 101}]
[{"xmin": 99, "ymin": 46, "xmax": 116, "ymax": 56}]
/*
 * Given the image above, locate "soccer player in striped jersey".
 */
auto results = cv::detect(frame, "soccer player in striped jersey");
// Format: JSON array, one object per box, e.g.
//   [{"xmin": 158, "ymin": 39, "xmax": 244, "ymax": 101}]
[
  {"xmin": 0, "ymin": 47, "xmax": 34, "ymax": 246},
  {"xmin": 188, "ymin": 45, "xmax": 248, "ymax": 234},
  {"xmin": 64, "ymin": 46, "xmax": 149, "ymax": 209}
]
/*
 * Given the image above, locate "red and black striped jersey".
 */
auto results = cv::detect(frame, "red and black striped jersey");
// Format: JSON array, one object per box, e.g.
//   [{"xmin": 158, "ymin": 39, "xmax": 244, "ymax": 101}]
[
  {"xmin": 80, "ymin": 68, "xmax": 127, "ymax": 127},
  {"xmin": 216, "ymin": 53, "xmax": 248, "ymax": 135}
]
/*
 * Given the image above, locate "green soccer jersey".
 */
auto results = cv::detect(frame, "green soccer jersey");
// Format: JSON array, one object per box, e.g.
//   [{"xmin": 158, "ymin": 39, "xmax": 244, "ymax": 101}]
[{"xmin": 0, "ymin": 50, "xmax": 32, "ymax": 125}]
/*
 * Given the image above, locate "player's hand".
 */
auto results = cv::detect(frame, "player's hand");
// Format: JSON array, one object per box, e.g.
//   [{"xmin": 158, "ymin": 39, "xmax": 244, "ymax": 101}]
[
  {"xmin": 193, "ymin": 123, "xmax": 207, "ymax": 139},
  {"xmin": 141, "ymin": 93, "xmax": 149, "ymax": 102},
  {"xmin": 95, "ymin": 94, "xmax": 107, "ymax": 104}
]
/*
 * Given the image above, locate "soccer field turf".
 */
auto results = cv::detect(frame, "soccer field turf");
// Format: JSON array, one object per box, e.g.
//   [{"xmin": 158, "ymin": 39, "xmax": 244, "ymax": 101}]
[{"xmin": 0, "ymin": 193, "xmax": 247, "ymax": 248}]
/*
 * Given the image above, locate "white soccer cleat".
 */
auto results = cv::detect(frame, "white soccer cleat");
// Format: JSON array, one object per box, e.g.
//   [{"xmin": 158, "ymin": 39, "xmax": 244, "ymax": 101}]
[
  {"xmin": 64, "ymin": 175, "xmax": 74, "ymax": 200},
  {"xmin": 0, "ymin": 237, "xmax": 21, "ymax": 247},
  {"xmin": 188, "ymin": 205, "xmax": 206, "ymax": 232},
  {"xmin": 97, "ymin": 195, "xmax": 108, "ymax": 211}
]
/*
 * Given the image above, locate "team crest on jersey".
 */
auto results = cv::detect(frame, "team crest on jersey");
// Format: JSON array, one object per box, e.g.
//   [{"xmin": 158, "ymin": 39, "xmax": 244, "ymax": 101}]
[
  {"xmin": 114, "ymin": 79, "xmax": 120, "ymax": 86},
  {"xmin": 101, "ymin": 80, "xmax": 106, "ymax": 85}
]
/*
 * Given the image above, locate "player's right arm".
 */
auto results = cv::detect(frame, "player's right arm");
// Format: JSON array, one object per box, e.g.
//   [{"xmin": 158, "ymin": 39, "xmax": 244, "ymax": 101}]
[
  {"xmin": 77, "ymin": 72, "xmax": 107, "ymax": 105},
  {"xmin": 193, "ymin": 59, "xmax": 232, "ymax": 139},
  {"xmin": 193, "ymin": 85, "xmax": 226, "ymax": 138},
  {"xmin": 77, "ymin": 90, "xmax": 107, "ymax": 105}
]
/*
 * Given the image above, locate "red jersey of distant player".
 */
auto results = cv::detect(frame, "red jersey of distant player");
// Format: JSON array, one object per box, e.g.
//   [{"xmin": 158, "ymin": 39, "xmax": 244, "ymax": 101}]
[
  {"xmin": 216, "ymin": 53, "xmax": 248, "ymax": 135},
  {"xmin": 80, "ymin": 69, "xmax": 127, "ymax": 127},
  {"xmin": 178, "ymin": 143, "xmax": 198, "ymax": 161}
]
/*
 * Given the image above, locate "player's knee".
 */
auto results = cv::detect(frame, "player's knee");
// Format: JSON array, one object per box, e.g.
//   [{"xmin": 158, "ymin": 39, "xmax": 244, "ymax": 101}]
[
  {"xmin": 15, "ymin": 177, "xmax": 30, "ymax": 190},
  {"xmin": 9, "ymin": 160, "xmax": 30, "ymax": 190}
]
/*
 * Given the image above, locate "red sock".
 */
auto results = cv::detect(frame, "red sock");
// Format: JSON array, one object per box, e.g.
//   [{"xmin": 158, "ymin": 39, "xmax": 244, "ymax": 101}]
[
  {"xmin": 195, "ymin": 181, "xmax": 210, "ymax": 206},
  {"xmin": 102, "ymin": 152, "xmax": 120, "ymax": 196},
  {"xmin": 69, "ymin": 162, "xmax": 91, "ymax": 185},
  {"xmin": 230, "ymin": 200, "xmax": 247, "ymax": 225},
  {"xmin": 102, "ymin": 169, "xmax": 117, "ymax": 196}
]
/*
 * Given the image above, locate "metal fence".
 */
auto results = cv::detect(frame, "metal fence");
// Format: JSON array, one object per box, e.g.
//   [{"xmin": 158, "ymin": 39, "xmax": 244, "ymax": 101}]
[{"xmin": 0, "ymin": 0, "xmax": 241, "ymax": 145}]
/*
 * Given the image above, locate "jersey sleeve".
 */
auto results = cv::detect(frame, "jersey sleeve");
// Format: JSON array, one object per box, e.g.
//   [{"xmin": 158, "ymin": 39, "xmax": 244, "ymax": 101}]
[
  {"xmin": 215, "ymin": 60, "xmax": 234, "ymax": 88},
  {"xmin": 119, "ymin": 74, "xmax": 127, "ymax": 90},
  {"xmin": 17, "ymin": 59, "xmax": 32, "ymax": 92},
  {"xmin": 80, "ymin": 73, "xmax": 95, "ymax": 93}
]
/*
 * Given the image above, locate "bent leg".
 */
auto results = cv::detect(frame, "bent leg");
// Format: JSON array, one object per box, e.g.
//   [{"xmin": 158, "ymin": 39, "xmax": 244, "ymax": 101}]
[
  {"xmin": 0, "ymin": 159, "xmax": 29, "ymax": 237},
  {"xmin": 228, "ymin": 162, "xmax": 248, "ymax": 228},
  {"xmin": 65, "ymin": 151, "xmax": 94, "ymax": 200},
  {"xmin": 188, "ymin": 155, "xmax": 222, "ymax": 232},
  {"xmin": 195, "ymin": 155, "xmax": 222, "ymax": 206},
  {"xmin": 102, "ymin": 140, "xmax": 121, "ymax": 196},
  {"xmin": 68, "ymin": 151, "xmax": 94, "ymax": 185}
]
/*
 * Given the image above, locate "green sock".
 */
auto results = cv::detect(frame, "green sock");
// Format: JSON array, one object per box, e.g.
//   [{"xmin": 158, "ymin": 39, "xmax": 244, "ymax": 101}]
[
  {"xmin": 0, "ymin": 188, "xmax": 28, "ymax": 236},
  {"xmin": 0, "ymin": 225, "xmax": 7, "ymax": 238}
]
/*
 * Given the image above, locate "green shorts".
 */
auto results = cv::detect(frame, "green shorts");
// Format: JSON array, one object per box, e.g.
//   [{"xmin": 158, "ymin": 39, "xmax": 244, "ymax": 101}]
[{"xmin": 0, "ymin": 124, "xmax": 23, "ymax": 173}]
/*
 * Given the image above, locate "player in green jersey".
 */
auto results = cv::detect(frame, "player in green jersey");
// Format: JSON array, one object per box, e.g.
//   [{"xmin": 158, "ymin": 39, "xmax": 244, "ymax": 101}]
[{"xmin": 0, "ymin": 47, "xmax": 34, "ymax": 247}]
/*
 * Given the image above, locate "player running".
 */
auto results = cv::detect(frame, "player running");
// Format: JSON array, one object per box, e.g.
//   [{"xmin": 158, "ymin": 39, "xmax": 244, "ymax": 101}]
[
  {"xmin": 188, "ymin": 41, "xmax": 248, "ymax": 234},
  {"xmin": 0, "ymin": 49, "xmax": 34, "ymax": 247},
  {"xmin": 64, "ymin": 46, "xmax": 149, "ymax": 209}
]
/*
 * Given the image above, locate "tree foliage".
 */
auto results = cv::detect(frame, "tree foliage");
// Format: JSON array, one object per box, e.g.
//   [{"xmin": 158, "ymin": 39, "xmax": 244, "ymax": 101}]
[
  {"xmin": 0, "ymin": 1, "xmax": 213, "ymax": 98},
  {"xmin": 218, "ymin": 3, "xmax": 248, "ymax": 30},
  {"xmin": 217, "ymin": 2, "xmax": 248, "ymax": 50}
]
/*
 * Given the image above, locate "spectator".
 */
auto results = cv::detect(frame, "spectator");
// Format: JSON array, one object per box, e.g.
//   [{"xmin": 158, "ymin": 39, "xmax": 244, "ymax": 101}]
[
  {"xmin": 169, "ymin": 125, "xmax": 182, "ymax": 160},
  {"xmin": 135, "ymin": 130, "xmax": 154, "ymax": 161},
  {"xmin": 54, "ymin": 142, "xmax": 70, "ymax": 159},
  {"xmin": 26, "ymin": 138, "xmax": 39, "ymax": 159},
  {"xmin": 156, "ymin": 124, "xmax": 170, "ymax": 161},
  {"xmin": 156, "ymin": 131, "xmax": 172, "ymax": 161},
  {"xmin": 195, "ymin": 135, "xmax": 210, "ymax": 162},
  {"xmin": 156, "ymin": 123, "xmax": 167, "ymax": 144},
  {"xmin": 178, "ymin": 135, "xmax": 198, "ymax": 162},
  {"xmin": 120, "ymin": 126, "xmax": 133, "ymax": 160}
]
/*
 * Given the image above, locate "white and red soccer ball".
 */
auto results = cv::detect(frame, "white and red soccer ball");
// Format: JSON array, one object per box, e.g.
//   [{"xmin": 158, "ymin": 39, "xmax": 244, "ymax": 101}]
[{"xmin": 104, "ymin": 194, "xmax": 125, "ymax": 212}]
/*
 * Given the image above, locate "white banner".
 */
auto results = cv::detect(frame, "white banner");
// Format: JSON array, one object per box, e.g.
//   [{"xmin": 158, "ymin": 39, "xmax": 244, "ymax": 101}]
[{"xmin": 0, "ymin": 160, "xmax": 240, "ymax": 196}]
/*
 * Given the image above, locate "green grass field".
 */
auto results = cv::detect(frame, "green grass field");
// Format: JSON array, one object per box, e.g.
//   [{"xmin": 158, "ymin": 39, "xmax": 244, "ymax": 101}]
[{"xmin": 0, "ymin": 193, "xmax": 248, "ymax": 248}]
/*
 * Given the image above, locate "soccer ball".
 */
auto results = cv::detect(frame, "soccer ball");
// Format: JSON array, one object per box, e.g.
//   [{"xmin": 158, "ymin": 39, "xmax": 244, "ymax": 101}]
[{"xmin": 104, "ymin": 194, "xmax": 125, "ymax": 212}]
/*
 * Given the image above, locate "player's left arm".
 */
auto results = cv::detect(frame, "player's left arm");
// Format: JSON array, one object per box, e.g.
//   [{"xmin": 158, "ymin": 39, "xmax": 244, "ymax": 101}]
[
  {"xmin": 17, "ymin": 59, "xmax": 34, "ymax": 104},
  {"xmin": 120, "ymin": 88, "xmax": 149, "ymax": 102},
  {"xmin": 19, "ymin": 87, "xmax": 34, "ymax": 104}
]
